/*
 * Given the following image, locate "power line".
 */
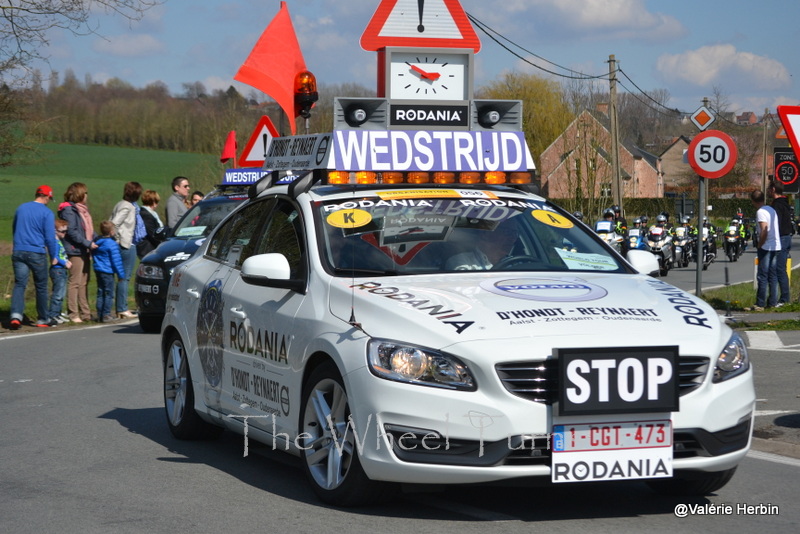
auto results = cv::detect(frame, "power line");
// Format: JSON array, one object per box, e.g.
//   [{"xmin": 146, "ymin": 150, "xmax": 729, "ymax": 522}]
[{"xmin": 466, "ymin": 13, "xmax": 611, "ymax": 81}]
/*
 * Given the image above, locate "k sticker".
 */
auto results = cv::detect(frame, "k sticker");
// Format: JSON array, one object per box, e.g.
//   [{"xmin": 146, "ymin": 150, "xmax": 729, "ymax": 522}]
[
  {"xmin": 481, "ymin": 277, "xmax": 608, "ymax": 302},
  {"xmin": 326, "ymin": 209, "xmax": 372, "ymax": 229}
]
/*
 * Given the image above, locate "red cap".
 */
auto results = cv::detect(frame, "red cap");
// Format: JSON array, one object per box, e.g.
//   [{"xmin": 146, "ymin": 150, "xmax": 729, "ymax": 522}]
[{"xmin": 36, "ymin": 185, "xmax": 53, "ymax": 198}]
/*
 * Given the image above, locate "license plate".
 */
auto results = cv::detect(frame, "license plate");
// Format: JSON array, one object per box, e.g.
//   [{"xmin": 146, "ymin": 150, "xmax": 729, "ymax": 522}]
[
  {"xmin": 551, "ymin": 419, "xmax": 673, "ymax": 483},
  {"xmin": 552, "ymin": 419, "xmax": 672, "ymax": 452}
]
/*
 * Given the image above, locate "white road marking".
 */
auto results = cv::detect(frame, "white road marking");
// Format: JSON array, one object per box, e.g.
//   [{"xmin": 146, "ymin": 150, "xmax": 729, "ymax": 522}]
[
  {"xmin": 754, "ymin": 410, "xmax": 795, "ymax": 417},
  {"xmin": 747, "ymin": 449, "xmax": 800, "ymax": 468},
  {"xmin": 746, "ymin": 331, "xmax": 784, "ymax": 350}
]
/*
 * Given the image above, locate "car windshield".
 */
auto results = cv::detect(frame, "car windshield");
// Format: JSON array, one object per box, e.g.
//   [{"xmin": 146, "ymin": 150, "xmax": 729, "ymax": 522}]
[
  {"xmin": 318, "ymin": 193, "xmax": 628, "ymax": 276},
  {"xmin": 173, "ymin": 198, "xmax": 243, "ymax": 238}
]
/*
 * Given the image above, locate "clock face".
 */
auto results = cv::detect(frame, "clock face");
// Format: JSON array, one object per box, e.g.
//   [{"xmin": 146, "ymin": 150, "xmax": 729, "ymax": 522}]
[{"xmin": 387, "ymin": 50, "xmax": 472, "ymax": 101}]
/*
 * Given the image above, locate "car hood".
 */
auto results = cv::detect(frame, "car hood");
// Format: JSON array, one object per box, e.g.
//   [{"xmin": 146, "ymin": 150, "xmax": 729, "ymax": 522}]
[
  {"xmin": 328, "ymin": 272, "xmax": 728, "ymax": 356},
  {"xmin": 142, "ymin": 236, "xmax": 207, "ymax": 267}
]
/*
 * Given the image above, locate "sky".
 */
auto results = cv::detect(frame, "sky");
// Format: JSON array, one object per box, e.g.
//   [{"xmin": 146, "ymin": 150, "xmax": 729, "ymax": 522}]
[{"xmin": 32, "ymin": 0, "xmax": 799, "ymax": 117}]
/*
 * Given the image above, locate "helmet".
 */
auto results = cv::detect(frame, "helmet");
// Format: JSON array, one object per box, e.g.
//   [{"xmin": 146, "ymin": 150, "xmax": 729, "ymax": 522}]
[
  {"xmin": 633, "ymin": 217, "xmax": 642, "ymax": 225},
  {"xmin": 656, "ymin": 214, "xmax": 667, "ymax": 224},
  {"xmin": 640, "ymin": 215, "xmax": 649, "ymax": 224},
  {"xmin": 603, "ymin": 208, "xmax": 615, "ymax": 218},
  {"xmin": 660, "ymin": 211, "xmax": 670, "ymax": 220},
  {"xmin": 681, "ymin": 216, "xmax": 690, "ymax": 224},
  {"xmin": 573, "ymin": 211, "xmax": 584, "ymax": 221},
  {"xmin": 611, "ymin": 205, "xmax": 621, "ymax": 213}
]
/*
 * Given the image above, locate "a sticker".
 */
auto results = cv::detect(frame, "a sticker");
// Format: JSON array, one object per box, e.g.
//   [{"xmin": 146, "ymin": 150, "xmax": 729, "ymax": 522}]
[
  {"xmin": 326, "ymin": 209, "xmax": 372, "ymax": 229},
  {"xmin": 533, "ymin": 210, "xmax": 574, "ymax": 229}
]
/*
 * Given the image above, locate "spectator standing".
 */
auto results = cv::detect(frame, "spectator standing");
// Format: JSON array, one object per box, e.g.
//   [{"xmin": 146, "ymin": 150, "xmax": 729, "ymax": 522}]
[
  {"xmin": 9, "ymin": 185, "xmax": 59, "ymax": 329},
  {"xmin": 166, "ymin": 176, "xmax": 190, "ymax": 229},
  {"xmin": 136, "ymin": 189, "xmax": 165, "ymax": 259},
  {"xmin": 110, "ymin": 181, "xmax": 142, "ymax": 319},
  {"xmin": 750, "ymin": 189, "xmax": 781, "ymax": 310},
  {"xmin": 769, "ymin": 181, "xmax": 794, "ymax": 305},
  {"xmin": 187, "ymin": 190, "xmax": 204, "ymax": 208},
  {"xmin": 47, "ymin": 219, "xmax": 72, "ymax": 324},
  {"xmin": 59, "ymin": 182, "xmax": 98, "ymax": 322},
  {"xmin": 94, "ymin": 221, "xmax": 126, "ymax": 323}
]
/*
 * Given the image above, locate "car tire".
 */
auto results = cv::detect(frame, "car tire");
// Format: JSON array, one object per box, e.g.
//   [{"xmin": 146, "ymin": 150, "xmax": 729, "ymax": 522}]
[
  {"xmin": 299, "ymin": 361, "xmax": 394, "ymax": 506},
  {"xmin": 645, "ymin": 467, "xmax": 737, "ymax": 496},
  {"xmin": 139, "ymin": 314, "xmax": 163, "ymax": 333},
  {"xmin": 163, "ymin": 332, "xmax": 223, "ymax": 440}
]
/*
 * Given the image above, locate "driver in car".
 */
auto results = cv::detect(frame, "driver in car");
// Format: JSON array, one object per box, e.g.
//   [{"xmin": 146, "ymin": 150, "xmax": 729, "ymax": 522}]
[{"xmin": 446, "ymin": 221, "xmax": 520, "ymax": 271}]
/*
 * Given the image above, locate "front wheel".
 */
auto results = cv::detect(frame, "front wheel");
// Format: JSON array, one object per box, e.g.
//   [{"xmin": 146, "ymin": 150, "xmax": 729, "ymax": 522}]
[
  {"xmin": 646, "ymin": 467, "xmax": 737, "ymax": 496},
  {"xmin": 163, "ymin": 332, "xmax": 223, "ymax": 440},
  {"xmin": 299, "ymin": 361, "xmax": 394, "ymax": 506}
]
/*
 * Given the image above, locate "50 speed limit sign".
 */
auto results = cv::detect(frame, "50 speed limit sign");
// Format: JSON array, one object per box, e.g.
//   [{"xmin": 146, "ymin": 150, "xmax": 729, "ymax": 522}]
[{"xmin": 687, "ymin": 130, "xmax": 738, "ymax": 179}]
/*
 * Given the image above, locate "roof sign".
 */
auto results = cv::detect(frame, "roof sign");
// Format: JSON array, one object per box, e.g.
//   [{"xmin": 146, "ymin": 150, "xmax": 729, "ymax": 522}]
[
  {"xmin": 332, "ymin": 130, "xmax": 534, "ymax": 172},
  {"xmin": 222, "ymin": 168, "xmax": 268, "ymax": 185},
  {"xmin": 239, "ymin": 115, "xmax": 280, "ymax": 167},
  {"xmin": 361, "ymin": 0, "xmax": 481, "ymax": 52}
]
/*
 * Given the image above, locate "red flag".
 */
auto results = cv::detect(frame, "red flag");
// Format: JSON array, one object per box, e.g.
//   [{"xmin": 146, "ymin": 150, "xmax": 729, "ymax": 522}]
[
  {"xmin": 220, "ymin": 131, "xmax": 237, "ymax": 163},
  {"xmin": 234, "ymin": 1, "xmax": 306, "ymax": 135}
]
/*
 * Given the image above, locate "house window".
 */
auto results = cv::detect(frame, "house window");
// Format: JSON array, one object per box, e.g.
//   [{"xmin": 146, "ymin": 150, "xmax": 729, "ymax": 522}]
[{"xmin": 600, "ymin": 182, "xmax": 612, "ymax": 197}]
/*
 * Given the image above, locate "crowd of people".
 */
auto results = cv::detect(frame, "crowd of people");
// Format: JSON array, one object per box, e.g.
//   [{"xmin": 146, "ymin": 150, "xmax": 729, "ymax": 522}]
[{"xmin": 8, "ymin": 176, "xmax": 202, "ymax": 330}]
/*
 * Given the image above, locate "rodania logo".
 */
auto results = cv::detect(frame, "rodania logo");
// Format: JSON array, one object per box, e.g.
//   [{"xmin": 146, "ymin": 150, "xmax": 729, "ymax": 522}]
[{"xmin": 480, "ymin": 278, "xmax": 607, "ymax": 302}]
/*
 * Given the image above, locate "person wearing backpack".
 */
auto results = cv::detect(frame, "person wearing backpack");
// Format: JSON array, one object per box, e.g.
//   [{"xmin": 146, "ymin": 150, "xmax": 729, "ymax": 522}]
[{"xmin": 110, "ymin": 181, "xmax": 142, "ymax": 319}]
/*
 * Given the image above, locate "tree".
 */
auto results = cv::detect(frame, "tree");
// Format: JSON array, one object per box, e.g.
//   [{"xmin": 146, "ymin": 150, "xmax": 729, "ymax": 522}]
[
  {"xmin": 0, "ymin": 1, "xmax": 160, "ymax": 75},
  {"xmin": 477, "ymin": 72, "xmax": 573, "ymax": 170}
]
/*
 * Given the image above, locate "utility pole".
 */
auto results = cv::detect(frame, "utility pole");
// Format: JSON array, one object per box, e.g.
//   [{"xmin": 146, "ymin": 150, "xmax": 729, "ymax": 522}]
[
  {"xmin": 608, "ymin": 55, "xmax": 622, "ymax": 210},
  {"xmin": 762, "ymin": 107, "xmax": 769, "ymax": 193}
]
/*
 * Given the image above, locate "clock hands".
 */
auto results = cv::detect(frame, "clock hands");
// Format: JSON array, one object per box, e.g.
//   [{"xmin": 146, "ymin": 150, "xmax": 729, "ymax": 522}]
[{"xmin": 406, "ymin": 62, "xmax": 441, "ymax": 81}]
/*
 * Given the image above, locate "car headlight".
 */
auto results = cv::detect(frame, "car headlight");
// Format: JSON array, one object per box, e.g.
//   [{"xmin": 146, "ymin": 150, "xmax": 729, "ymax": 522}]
[
  {"xmin": 136, "ymin": 264, "xmax": 164, "ymax": 279},
  {"xmin": 367, "ymin": 339, "xmax": 476, "ymax": 391},
  {"xmin": 713, "ymin": 332, "xmax": 750, "ymax": 383}
]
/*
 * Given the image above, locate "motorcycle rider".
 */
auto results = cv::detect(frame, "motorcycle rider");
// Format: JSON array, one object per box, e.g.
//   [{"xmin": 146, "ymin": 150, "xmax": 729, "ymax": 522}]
[
  {"xmin": 612, "ymin": 205, "xmax": 628, "ymax": 236},
  {"xmin": 701, "ymin": 216, "xmax": 718, "ymax": 257}
]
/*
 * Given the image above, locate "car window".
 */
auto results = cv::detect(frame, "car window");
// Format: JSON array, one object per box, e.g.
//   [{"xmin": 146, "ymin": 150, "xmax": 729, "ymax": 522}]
[
  {"xmin": 319, "ymin": 195, "xmax": 626, "ymax": 275},
  {"xmin": 207, "ymin": 200, "xmax": 271, "ymax": 266},
  {"xmin": 253, "ymin": 199, "xmax": 306, "ymax": 279},
  {"xmin": 173, "ymin": 198, "xmax": 243, "ymax": 238}
]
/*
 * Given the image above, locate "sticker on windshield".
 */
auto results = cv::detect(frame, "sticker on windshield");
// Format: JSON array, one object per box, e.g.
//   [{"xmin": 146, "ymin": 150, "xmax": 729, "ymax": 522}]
[
  {"xmin": 532, "ymin": 210, "xmax": 574, "ymax": 229},
  {"xmin": 326, "ymin": 209, "xmax": 372, "ymax": 229},
  {"xmin": 555, "ymin": 248, "xmax": 618, "ymax": 271},
  {"xmin": 376, "ymin": 190, "xmax": 499, "ymax": 200}
]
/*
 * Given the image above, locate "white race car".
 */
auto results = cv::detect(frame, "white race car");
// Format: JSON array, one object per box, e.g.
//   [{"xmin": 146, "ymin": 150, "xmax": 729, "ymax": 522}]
[{"xmin": 161, "ymin": 136, "xmax": 753, "ymax": 507}]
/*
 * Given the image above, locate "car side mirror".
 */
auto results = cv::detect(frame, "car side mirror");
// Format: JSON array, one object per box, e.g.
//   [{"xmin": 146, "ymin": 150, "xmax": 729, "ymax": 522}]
[
  {"xmin": 241, "ymin": 253, "xmax": 305, "ymax": 293},
  {"xmin": 625, "ymin": 249, "xmax": 660, "ymax": 277},
  {"xmin": 154, "ymin": 226, "xmax": 169, "ymax": 242}
]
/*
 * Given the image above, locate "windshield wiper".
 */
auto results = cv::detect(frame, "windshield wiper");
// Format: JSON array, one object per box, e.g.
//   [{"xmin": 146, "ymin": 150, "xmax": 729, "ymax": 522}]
[{"xmin": 332, "ymin": 267, "xmax": 399, "ymax": 277}]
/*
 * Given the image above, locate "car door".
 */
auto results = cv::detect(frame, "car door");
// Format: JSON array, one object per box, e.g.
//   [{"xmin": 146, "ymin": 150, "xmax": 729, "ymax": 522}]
[
  {"xmin": 221, "ymin": 197, "xmax": 309, "ymax": 436},
  {"xmin": 190, "ymin": 200, "xmax": 272, "ymax": 415}
]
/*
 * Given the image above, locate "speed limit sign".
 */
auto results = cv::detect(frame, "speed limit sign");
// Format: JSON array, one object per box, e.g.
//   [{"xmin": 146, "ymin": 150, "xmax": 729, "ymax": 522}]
[{"xmin": 687, "ymin": 130, "xmax": 738, "ymax": 179}]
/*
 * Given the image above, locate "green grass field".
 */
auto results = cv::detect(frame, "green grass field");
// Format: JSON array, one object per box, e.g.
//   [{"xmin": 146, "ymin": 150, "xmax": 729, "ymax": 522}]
[{"xmin": 1, "ymin": 143, "xmax": 225, "ymax": 324}]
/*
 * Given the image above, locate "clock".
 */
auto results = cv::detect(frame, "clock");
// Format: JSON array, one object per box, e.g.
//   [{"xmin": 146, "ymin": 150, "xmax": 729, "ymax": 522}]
[{"xmin": 384, "ymin": 47, "xmax": 473, "ymax": 101}]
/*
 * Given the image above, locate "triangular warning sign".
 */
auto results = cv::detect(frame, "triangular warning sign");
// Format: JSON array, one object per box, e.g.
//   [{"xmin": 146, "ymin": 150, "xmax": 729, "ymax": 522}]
[
  {"xmin": 361, "ymin": 0, "xmax": 481, "ymax": 52},
  {"xmin": 776, "ymin": 126, "xmax": 787, "ymax": 139},
  {"xmin": 238, "ymin": 116, "xmax": 279, "ymax": 168},
  {"xmin": 778, "ymin": 106, "xmax": 800, "ymax": 153}
]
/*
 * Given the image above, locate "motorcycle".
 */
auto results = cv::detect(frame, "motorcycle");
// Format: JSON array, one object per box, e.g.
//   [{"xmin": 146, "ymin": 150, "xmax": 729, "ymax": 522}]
[
  {"xmin": 672, "ymin": 226, "xmax": 692, "ymax": 268},
  {"xmin": 594, "ymin": 220, "xmax": 624, "ymax": 254},
  {"xmin": 626, "ymin": 227, "xmax": 649, "ymax": 253},
  {"xmin": 723, "ymin": 225, "xmax": 742, "ymax": 262},
  {"xmin": 646, "ymin": 225, "xmax": 674, "ymax": 276},
  {"xmin": 698, "ymin": 227, "xmax": 716, "ymax": 270}
]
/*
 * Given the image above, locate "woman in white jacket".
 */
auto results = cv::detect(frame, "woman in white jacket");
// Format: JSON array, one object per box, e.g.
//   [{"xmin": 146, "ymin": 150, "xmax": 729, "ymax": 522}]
[{"xmin": 110, "ymin": 181, "xmax": 142, "ymax": 319}]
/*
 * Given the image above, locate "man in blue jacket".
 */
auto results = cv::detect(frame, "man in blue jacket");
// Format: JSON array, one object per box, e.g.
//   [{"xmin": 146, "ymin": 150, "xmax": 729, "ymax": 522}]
[{"xmin": 10, "ymin": 185, "xmax": 59, "ymax": 329}]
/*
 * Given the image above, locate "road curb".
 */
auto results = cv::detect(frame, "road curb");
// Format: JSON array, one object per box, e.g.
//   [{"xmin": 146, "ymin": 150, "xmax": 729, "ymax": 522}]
[{"xmin": 751, "ymin": 436, "xmax": 800, "ymax": 460}]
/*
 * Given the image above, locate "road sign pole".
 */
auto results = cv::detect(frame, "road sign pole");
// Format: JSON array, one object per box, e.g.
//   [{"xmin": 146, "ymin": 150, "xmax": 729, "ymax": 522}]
[{"xmin": 696, "ymin": 175, "xmax": 705, "ymax": 296}]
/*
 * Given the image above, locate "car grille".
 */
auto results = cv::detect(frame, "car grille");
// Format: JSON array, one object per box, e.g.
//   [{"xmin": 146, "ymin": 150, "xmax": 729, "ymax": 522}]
[{"xmin": 495, "ymin": 356, "xmax": 710, "ymax": 404}]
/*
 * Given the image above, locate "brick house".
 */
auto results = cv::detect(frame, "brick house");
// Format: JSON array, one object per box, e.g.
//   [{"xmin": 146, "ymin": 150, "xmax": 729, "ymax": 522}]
[{"xmin": 539, "ymin": 108, "xmax": 662, "ymax": 202}]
